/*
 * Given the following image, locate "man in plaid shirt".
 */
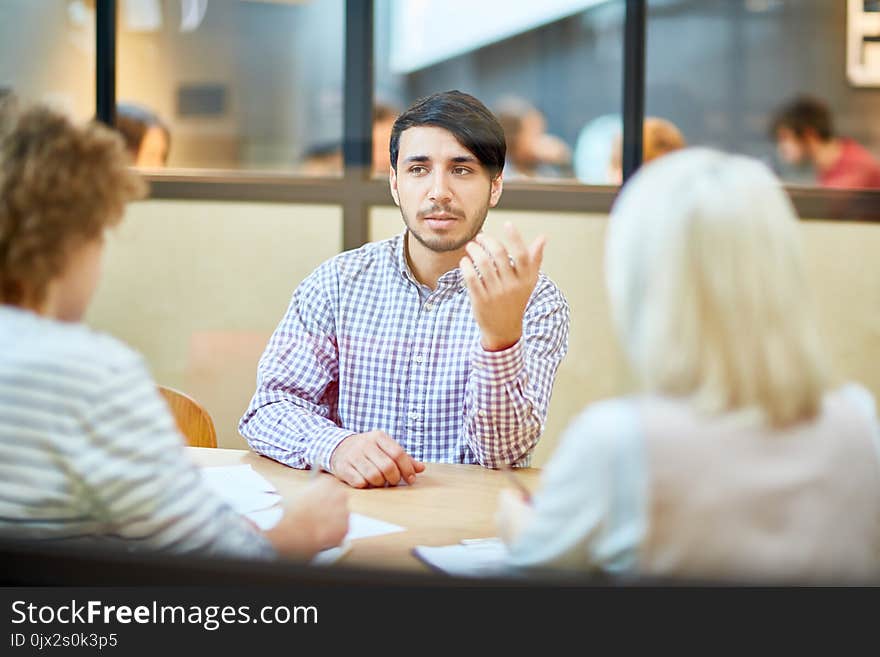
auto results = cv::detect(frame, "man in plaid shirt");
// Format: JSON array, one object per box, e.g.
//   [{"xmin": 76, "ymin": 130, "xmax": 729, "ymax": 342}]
[{"xmin": 240, "ymin": 91, "xmax": 570, "ymax": 488}]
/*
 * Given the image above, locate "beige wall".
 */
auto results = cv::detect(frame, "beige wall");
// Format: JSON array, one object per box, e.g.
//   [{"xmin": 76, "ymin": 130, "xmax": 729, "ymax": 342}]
[
  {"xmin": 87, "ymin": 200, "xmax": 880, "ymax": 466},
  {"xmin": 86, "ymin": 200, "xmax": 342, "ymax": 450},
  {"xmin": 800, "ymin": 220, "xmax": 880, "ymax": 401}
]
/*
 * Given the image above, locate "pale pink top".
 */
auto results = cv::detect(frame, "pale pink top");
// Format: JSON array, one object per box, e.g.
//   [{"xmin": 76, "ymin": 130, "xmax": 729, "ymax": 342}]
[{"xmin": 508, "ymin": 385, "xmax": 880, "ymax": 583}]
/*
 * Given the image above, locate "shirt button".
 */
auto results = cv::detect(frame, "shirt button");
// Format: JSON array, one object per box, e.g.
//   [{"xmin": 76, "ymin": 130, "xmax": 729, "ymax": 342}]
[
  {"xmin": 424, "ymin": 303, "xmax": 433, "ymax": 312},
  {"xmin": 408, "ymin": 411, "xmax": 421, "ymax": 421},
  {"xmin": 478, "ymin": 409, "xmax": 488, "ymax": 418},
  {"xmin": 414, "ymin": 354, "xmax": 424, "ymax": 364}
]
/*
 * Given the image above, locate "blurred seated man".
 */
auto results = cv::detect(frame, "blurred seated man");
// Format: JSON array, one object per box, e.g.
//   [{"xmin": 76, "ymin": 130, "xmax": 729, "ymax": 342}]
[
  {"xmin": 0, "ymin": 101, "xmax": 348, "ymax": 560},
  {"xmin": 116, "ymin": 102, "xmax": 171, "ymax": 168},
  {"xmin": 770, "ymin": 95, "xmax": 880, "ymax": 189},
  {"xmin": 300, "ymin": 142, "xmax": 343, "ymax": 176},
  {"xmin": 300, "ymin": 103, "xmax": 399, "ymax": 177},
  {"xmin": 607, "ymin": 117, "xmax": 686, "ymax": 184},
  {"xmin": 495, "ymin": 97, "xmax": 572, "ymax": 180},
  {"xmin": 497, "ymin": 148, "xmax": 880, "ymax": 584}
]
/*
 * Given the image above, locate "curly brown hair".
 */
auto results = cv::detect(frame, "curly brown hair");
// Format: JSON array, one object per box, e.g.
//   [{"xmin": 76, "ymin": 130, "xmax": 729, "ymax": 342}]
[{"xmin": 0, "ymin": 101, "xmax": 146, "ymax": 306}]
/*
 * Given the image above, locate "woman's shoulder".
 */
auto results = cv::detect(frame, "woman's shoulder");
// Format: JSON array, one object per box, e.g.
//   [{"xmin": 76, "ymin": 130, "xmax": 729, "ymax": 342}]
[
  {"xmin": 554, "ymin": 396, "xmax": 643, "ymax": 459},
  {"xmin": 831, "ymin": 383, "xmax": 877, "ymax": 421}
]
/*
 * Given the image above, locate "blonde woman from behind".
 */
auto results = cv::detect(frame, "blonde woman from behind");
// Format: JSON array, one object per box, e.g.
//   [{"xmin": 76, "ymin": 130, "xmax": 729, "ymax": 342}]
[{"xmin": 497, "ymin": 148, "xmax": 880, "ymax": 583}]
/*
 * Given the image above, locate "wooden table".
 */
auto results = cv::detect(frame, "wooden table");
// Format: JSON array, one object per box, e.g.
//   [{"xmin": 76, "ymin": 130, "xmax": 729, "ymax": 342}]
[{"xmin": 186, "ymin": 447, "xmax": 541, "ymax": 573}]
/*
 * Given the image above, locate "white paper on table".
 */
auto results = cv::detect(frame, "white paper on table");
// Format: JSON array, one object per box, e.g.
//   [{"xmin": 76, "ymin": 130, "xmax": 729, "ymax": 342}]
[
  {"xmin": 413, "ymin": 538, "xmax": 512, "ymax": 577},
  {"xmin": 311, "ymin": 541, "xmax": 353, "ymax": 566},
  {"xmin": 246, "ymin": 506, "xmax": 284, "ymax": 531},
  {"xmin": 201, "ymin": 464, "xmax": 275, "ymax": 493},
  {"xmin": 344, "ymin": 512, "xmax": 404, "ymax": 541},
  {"xmin": 240, "ymin": 507, "xmax": 404, "ymax": 560},
  {"xmin": 311, "ymin": 513, "xmax": 405, "ymax": 566},
  {"xmin": 200, "ymin": 464, "xmax": 281, "ymax": 514},
  {"xmin": 245, "ymin": 511, "xmax": 402, "ymax": 564},
  {"xmin": 200, "ymin": 463, "xmax": 405, "ymax": 562}
]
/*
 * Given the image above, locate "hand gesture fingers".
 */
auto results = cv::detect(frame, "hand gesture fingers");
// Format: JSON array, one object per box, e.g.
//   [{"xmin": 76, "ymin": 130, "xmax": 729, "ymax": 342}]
[
  {"xmin": 460, "ymin": 223, "xmax": 549, "ymax": 351},
  {"xmin": 464, "ymin": 240, "xmax": 502, "ymax": 291},
  {"xmin": 474, "ymin": 233, "xmax": 517, "ymax": 284},
  {"xmin": 502, "ymin": 222, "xmax": 545, "ymax": 280},
  {"xmin": 460, "ymin": 254, "xmax": 486, "ymax": 299}
]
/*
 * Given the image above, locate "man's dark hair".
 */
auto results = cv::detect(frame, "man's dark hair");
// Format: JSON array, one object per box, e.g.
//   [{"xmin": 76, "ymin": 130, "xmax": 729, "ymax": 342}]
[
  {"xmin": 769, "ymin": 95, "xmax": 834, "ymax": 142},
  {"xmin": 390, "ymin": 90, "xmax": 506, "ymax": 178}
]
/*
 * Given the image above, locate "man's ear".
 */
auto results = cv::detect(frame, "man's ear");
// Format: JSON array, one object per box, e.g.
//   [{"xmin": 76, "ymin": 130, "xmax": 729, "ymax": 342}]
[
  {"xmin": 488, "ymin": 172, "xmax": 504, "ymax": 208},
  {"xmin": 389, "ymin": 166, "xmax": 400, "ymax": 206}
]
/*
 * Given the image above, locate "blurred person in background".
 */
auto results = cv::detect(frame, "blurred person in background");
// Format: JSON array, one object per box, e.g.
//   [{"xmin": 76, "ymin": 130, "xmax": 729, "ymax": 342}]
[
  {"xmin": 300, "ymin": 141, "xmax": 343, "ymax": 176},
  {"xmin": 299, "ymin": 103, "xmax": 398, "ymax": 177},
  {"xmin": 497, "ymin": 148, "xmax": 880, "ymax": 584},
  {"xmin": 607, "ymin": 117, "xmax": 686, "ymax": 184},
  {"xmin": 495, "ymin": 97, "xmax": 572, "ymax": 180},
  {"xmin": 770, "ymin": 95, "xmax": 880, "ymax": 190},
  {"xmin": 115, "ymin": 102, "xmax": 171, "ymax": 168}
]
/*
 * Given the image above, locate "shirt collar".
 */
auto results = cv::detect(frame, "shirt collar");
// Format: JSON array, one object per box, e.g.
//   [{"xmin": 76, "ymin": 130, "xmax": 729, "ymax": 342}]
[{"xmin": 394, "ymin": 231, "xmax": 465, "ymax": 292}]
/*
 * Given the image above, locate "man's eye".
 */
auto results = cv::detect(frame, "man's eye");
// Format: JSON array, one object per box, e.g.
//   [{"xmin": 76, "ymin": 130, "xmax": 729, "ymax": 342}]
[
  {"xmin": 410, "ymin": 166, "xmax": 428, "ymax": 175},
  {"xmin": 452, "ymin": 167, "xmax": 471, "ymax": 175}
]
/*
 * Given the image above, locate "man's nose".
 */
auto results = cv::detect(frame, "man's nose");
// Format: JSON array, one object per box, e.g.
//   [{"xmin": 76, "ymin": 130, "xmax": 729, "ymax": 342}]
[{"xmin": 428, "ymin": 170, "xmax": 452, "ymax": 203}]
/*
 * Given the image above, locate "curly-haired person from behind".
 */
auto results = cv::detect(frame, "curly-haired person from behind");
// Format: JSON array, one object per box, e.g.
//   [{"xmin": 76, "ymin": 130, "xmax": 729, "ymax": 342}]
[
  {"xmin": 497, "ymin": 148, "xmax": 880, "ymax": 584},
  {"xmin": 0, "ymin": 101, "xmax": 348, "ymax": 560}
]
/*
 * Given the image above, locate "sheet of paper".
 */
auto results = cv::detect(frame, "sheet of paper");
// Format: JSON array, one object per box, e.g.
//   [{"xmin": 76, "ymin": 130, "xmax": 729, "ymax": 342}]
[
  {"xmin": 200, "ymin": 464, "xmax": 276, "ymax": 493},
  {"xmin": 312, "ymin": 541, "xmax": 353, "ymax": 566},
  {"xmin": 344, "ymin": 512, "xmax": 404, "ymax": 541},
  {"xmin": 249, "ymin": 511, "xmax": 402, "ymax": 564},
  {"xmin": 245, "ymin": 506, "xmax": 283, "ymax": 531},
  {"xmin": 200, "ymin": 465, "xmax": 405, "ymax": 562},
  {"xmin": 310, "ymin": 513, "xmax": 403, "ymax": 565},
  {"xmin": 413, "ymin": 538, "xmax": 512, "ymax": 577},
  {"xmin": 200, "ymin": 464, "xmax": 281, "ymax": 514}
]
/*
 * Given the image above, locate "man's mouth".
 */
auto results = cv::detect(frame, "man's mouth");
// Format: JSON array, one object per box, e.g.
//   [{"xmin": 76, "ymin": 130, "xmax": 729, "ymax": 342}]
[{"xmin": 422, "ymin": 214, "xmax": 459, "ymax": 229}]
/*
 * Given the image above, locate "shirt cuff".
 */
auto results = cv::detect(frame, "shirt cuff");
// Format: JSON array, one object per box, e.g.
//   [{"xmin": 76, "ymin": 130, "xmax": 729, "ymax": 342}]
[
  {"xmin": 470, "ymin": 338, "xmax": 525, "ymax": 385},
  {"xmin": 304, "ymin": 426, "xmax": 356, "ymax": 472}
]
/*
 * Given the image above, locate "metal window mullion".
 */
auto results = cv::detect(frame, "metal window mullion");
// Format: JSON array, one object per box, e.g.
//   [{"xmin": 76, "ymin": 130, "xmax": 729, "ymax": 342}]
[
  {"xmin": 343, "ymin": 0, "xmax": 375, "ymax": 250},
  {"xmin": 95, "ymin": 0, "xmax": 117, "ymax": 126},
  {"xmin": 622, "ymin": 0, "xmax": 646, "ymax": 182}
]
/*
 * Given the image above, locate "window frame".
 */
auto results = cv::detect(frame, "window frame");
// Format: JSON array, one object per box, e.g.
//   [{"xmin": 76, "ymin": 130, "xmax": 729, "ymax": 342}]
[{"xmin": 94, "ymin": 0, "xmax": 880, "ymax": 253}]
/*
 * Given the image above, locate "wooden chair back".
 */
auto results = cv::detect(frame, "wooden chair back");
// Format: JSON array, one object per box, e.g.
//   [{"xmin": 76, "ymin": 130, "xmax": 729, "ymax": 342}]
[{"xmin": 157, "ymin": 385, "xmax": 218, "ymax": 448}]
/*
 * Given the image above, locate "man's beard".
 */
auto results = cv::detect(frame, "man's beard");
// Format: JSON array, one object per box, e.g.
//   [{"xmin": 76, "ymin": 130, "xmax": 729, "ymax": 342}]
[{"xmin": 400, "ymin": 200, "xmax": 489, "ymax": 253}]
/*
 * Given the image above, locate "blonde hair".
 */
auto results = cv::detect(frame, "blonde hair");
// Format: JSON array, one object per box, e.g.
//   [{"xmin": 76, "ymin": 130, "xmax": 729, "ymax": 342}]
[
  {"xmin": 0, "ymin": 101, "xmax": 146, "ymax": 306},
  {"xmin": 606, "ymin": 148, "xmax": 828, "ymax": 426}
]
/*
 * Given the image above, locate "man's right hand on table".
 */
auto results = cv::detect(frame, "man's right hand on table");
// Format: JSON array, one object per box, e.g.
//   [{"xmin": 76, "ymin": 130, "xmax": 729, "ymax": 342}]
[{"xmin": 329, "ymin": 431, "xmax": 426, "ymax": 488}]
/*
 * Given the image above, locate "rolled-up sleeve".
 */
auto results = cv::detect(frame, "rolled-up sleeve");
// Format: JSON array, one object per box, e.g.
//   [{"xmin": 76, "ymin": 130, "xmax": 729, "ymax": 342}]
[{"xmin": 461, "ymin": 276, "xmax": 570, "ymax": 467}]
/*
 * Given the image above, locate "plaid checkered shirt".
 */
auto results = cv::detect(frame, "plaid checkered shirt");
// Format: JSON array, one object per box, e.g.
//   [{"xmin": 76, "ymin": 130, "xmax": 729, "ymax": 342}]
[{"xmin": 239, "ymin": 232, "xmax": 570, "ymax": 470}]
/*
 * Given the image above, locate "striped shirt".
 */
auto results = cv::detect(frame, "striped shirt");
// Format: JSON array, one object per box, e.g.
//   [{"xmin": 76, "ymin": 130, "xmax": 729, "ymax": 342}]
[
  {"xmin": 239, "ymin": 232, "xmax": 570, "ymax": 470},
  {"xmin": 0, "ymin": 305, "xmax": 273, "ymax": 559}
]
